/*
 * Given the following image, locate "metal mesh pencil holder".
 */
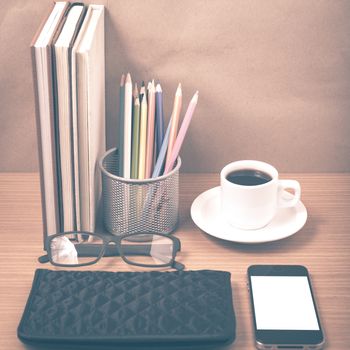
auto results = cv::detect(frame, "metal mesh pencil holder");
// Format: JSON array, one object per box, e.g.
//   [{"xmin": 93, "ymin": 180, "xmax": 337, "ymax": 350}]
[{"xmin": 99, "ymin": 148, "xmax": 181, "ymax": 236}]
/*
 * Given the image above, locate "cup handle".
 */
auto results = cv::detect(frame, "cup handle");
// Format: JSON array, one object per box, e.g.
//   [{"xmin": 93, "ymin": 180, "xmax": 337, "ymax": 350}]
[{"xmin": 278, "ymin": 180, "xmax": 301, "ymax": 208}]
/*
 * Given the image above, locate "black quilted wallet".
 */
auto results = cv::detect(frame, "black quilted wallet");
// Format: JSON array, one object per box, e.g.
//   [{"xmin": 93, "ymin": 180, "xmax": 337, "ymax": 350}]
[{"xmin": 18, "ymin": 269, "xmax": 236, "ymax": 348}]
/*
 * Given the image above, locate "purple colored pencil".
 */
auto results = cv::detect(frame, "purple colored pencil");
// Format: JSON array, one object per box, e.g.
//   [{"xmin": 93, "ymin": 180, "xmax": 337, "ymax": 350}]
[{"xmin": 155, "ymin": 84, "xmax": 165, "ymax": 158}]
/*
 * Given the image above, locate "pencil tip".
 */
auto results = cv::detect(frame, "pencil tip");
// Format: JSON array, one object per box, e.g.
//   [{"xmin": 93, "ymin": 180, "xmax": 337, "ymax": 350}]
[
  {"xmin": 141, "ymin": 93, "xmax": 147, "ymax": 105},
  {"xmin": 156, "ymin": 83, "xmax": 162, "ymax": 93},
  {"xmin": 176, "ymin": 83, "xmax": 182, "ymax": 95},
  {"xmin": 126, "ymin": 73, "xmax": 132, "ymax": 83},
  {"xmin": 133, "ymin": 83, "xmax": 139, "ymax": 97},
  {"xmin": 120, "ymin": 74, "xmax": 125, "ymax": 85}
]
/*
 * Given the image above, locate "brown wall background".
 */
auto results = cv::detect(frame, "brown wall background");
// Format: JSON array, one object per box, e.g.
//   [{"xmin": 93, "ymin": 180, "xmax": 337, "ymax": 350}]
[{"xmin": 1, "ymin": 0, "xmax": 350, "ymax": 173}]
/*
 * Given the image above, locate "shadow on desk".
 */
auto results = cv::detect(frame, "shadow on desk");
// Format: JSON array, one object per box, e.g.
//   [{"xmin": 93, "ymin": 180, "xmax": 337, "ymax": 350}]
[{"xmin": 198, "ymin": 213, "xmax": 323, "ymax": 254}]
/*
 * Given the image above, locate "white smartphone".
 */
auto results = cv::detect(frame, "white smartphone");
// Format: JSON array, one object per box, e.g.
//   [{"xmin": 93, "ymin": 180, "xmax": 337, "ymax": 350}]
[{"xmin": 247, "ymin": 265, "xmax": 325, "ymax": 350}]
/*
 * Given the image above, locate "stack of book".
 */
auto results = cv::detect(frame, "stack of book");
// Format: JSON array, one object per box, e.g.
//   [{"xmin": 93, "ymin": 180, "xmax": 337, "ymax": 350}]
[{"xmin": 31, "ymin": 2, "xmax": 105, "ymax": 239}]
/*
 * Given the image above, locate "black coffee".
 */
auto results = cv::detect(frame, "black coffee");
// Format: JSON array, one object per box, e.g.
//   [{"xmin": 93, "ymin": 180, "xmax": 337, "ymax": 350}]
[{"xmin": 226, "ymin": 169, "xmax": 272, "ymax": 186}]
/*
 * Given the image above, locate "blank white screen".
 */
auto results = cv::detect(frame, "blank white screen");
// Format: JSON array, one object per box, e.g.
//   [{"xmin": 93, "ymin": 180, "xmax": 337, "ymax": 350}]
[{"xmin": 251, "ymin": 276, "xmax": 320, "ymax": 330}]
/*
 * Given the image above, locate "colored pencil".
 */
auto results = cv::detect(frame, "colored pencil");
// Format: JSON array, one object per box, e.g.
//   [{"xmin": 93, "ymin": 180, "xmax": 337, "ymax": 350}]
[
  {"xmin": 140, "ymin": 81, "xmax": 146, "ymax": 100},
  {"xmin": 142, "ymin": 117, "xmax": 173, "ymax": 224},
  {"xmin": 118, "ymin": 74, "xmax": 125, "ymax": 176},
  {"xmin": 164, "ymin": 91, "xmax": 199, "ymax": 174},
  {"xmin": 123, "ymin": 73, "xmax": 133, "ymax": 178},
  {"xmin": 138, "ymin": 91, "xmax": 148, "ymax": 179},
  {"xmin": 145, "ymin": 80, "xmax": 156, "ymax": 178},
  {"xmin": 164, "ymin": 83, "xmax": 182, "ymax": 171},
  {"xmin": 131, "ymin": 85, "xmax": 140, "ymax": 179},
  {"xmin": 152, "ymin": 116, "xmax": 172, "ymax": 178},
  {"xmin": 133, "ymin": 82, "xmax": 138, "ymax": 98},
  {"xmin": 155, "ymin": 83, "xmax": 164, "ymax": 158}
]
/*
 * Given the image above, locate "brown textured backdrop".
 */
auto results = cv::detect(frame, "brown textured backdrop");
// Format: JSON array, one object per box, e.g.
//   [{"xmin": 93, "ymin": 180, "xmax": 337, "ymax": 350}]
[{"xmin": 0, "ymin": 0, "xmax": 349, "ymax": 173}]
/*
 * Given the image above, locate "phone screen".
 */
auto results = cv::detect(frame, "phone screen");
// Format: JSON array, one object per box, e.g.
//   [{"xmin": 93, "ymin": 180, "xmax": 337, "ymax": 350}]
[{"xmin": 251, "ymin": 275, "xmax": 320, "ymax": 331}]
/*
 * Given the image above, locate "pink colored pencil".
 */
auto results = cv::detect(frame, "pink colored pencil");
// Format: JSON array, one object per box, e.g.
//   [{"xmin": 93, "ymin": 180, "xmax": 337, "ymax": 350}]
[{"xmin": 164, "ymin": 91, "xmax": 199, "ymax": 174}]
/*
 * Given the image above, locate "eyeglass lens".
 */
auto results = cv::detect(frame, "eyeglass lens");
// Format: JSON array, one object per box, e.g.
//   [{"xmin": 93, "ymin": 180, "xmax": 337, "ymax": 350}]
[
  {"xmin": 121, "ymin": 234, "xmax": 174, "ymax": 266},
  {"xmin": 50, "ymin": 233, "xmax": 103, "ymax": 266}
]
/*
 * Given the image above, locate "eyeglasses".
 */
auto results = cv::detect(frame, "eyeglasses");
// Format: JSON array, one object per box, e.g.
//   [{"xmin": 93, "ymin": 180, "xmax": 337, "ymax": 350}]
[{"xmin": 39, "ymin": 232, "xmax": 184, "ymax": 271}]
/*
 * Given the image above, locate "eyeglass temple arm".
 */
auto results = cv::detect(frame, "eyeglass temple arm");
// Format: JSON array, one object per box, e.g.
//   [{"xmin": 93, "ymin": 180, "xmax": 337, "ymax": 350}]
[
  {"xmin": 173, "ymin": 261, "xmax": 185, "ymax": 271},
  {"xmin": 38, "ymin": 255, "xmax": 49, "ymax": 263},
  {"xmin": 92, "ymin": 244, "xmax": 151, "ymax": 257},
  {"xmin": 78, "ymin": 243, "xmax": 179, "ymax": 258}
]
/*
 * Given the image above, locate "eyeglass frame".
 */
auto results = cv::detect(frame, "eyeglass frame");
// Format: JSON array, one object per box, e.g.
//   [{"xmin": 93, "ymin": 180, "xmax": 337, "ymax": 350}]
[{"xmin": 39, "ymin": 231, "xmax": 184, "ymax": 271}]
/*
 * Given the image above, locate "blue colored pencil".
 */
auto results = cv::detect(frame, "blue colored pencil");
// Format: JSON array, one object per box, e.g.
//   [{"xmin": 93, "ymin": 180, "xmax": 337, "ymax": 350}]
[{"xmin": 152, "ymin": 116, "xmax": 173, "ymax": 178}]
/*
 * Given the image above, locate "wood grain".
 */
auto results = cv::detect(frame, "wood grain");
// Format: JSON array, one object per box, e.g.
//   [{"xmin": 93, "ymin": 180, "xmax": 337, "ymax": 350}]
[{"xmin": 0, "ymin": 173, "xmax": 349, "ymax": 349}]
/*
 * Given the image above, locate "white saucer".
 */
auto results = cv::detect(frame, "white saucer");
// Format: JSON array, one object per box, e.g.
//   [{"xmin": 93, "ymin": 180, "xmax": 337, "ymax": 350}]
[{"xmin": 190, "ymin": 186, "xmax": 307, "ymax": 244}]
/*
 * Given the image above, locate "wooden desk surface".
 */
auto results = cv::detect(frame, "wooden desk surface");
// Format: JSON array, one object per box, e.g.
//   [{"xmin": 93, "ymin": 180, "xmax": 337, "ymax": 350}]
[{"xmin": 0, "ymin": 173, "xmax": 349, "ymax": 349}]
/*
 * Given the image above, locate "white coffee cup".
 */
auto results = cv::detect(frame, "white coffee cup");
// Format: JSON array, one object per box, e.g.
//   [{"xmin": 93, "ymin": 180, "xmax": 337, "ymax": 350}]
[{"xmin": 220, "ymin": 160, "xmax": 301, "ymax": 230}]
